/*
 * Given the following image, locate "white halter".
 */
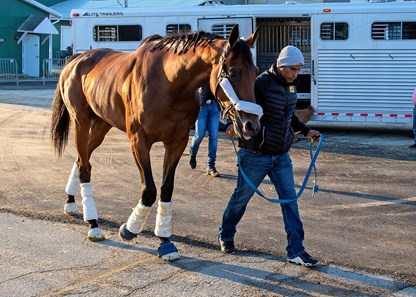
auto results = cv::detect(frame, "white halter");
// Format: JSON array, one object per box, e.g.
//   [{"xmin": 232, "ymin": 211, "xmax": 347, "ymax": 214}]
[{"xmin": 219, "ymin": 78, "xmax": 263, "ymax": 118}]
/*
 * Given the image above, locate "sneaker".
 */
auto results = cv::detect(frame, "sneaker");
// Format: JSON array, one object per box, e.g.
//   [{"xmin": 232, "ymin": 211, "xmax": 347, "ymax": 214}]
[
  {"xmin": 206, "ymin": 166, "xmax": 220, "ymax": 177},
  {"xmin": 288, "ymin": 252, "xmax": 318, "ymax": 267},
  {"xmin": 189, "ymin": 155, "xmax": 196, "ymax": 169},
  {"xmin": 219, "ymin": 240, "xmax": 236, "ymax": 254},
  {"xmin": 409, "ymin": 144, "xmax": 416, "ymax": 149}
]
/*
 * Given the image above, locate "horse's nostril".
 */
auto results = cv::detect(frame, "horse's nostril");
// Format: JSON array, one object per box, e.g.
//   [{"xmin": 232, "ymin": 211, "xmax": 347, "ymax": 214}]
[
  {"xmin": 244, "ymin": 121, "xmax": 254, "ymax": 132},
  {"xmin": 243, "ymin": 120, "xmax": 261, "ymax": 135}
]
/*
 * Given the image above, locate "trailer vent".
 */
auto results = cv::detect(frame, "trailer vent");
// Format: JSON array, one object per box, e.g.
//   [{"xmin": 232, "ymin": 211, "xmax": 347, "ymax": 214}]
[{"xmin": 211, "ymin": 24, "xmax": 235, "ymax": 38}]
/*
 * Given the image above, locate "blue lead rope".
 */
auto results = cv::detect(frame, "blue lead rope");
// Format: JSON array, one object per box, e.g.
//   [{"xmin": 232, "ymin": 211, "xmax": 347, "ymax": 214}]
[{"xmin": 230, "ymin": 134, "xmax": 324, "ymax": 204}]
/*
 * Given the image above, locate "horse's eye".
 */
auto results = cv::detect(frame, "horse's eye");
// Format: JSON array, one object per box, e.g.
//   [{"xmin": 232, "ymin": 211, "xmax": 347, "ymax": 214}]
[{"xmin": 228, "ymin": 68, "xmax": 240, "ymax": 79}]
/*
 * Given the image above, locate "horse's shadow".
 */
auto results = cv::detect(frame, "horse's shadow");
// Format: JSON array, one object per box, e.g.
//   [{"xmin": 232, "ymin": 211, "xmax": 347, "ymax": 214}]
[{"xmin": 96, "ymin": 237, "xmax": 399, "ymax": 296}]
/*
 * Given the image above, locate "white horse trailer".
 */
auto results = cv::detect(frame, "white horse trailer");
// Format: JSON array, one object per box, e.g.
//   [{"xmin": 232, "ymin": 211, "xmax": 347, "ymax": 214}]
[{"xmin": 71, "ymin": 2, "xmax": 416, "ymax": 123}]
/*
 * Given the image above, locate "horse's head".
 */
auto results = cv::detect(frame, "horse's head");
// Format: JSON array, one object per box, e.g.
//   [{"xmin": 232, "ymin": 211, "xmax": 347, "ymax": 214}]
[{"xmin": 210, "ymin": 25, "xmax": 262, "ymax": 140}]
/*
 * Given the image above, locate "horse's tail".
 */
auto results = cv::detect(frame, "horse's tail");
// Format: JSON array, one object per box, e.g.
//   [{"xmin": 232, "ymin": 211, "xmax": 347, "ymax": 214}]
[
  {"xmin": 50, "ymin": 55, "xmax": 82, "ymax": 156},
  {"xmin": 50, "ymin": 86, "xmax": 70, "ymax": 157}
]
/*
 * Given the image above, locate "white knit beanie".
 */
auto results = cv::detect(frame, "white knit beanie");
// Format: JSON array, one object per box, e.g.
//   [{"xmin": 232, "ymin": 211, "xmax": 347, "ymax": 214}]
[{"xmin": 276, "ymin": 45, "xmax": 304, "ymax": 67}]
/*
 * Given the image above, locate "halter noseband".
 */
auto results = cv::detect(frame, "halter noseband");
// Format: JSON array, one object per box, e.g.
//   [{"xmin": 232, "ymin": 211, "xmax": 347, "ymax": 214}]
[{"xmin": 214, "ymin": 45, "xmax": 263, "ymax": 120}]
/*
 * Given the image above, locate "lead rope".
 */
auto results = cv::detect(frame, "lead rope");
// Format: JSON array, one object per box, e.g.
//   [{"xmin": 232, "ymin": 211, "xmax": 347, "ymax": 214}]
[
  {"xmin": 230, "ymin": 134, "xmax": 324, "ymax": 204},
  {"xmin": 310, "ymin": 139, "xmax": 319, "ymax": 197}
]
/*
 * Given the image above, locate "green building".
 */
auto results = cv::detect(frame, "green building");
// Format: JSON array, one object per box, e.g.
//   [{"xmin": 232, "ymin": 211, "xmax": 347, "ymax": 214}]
[{"xmin": 0, "ymin": 0, "xmax": 63, "ymax": 78}]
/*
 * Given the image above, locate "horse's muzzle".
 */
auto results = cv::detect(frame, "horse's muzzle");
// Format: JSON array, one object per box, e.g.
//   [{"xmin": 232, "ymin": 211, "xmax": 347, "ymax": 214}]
[{"xmin": 234, "ymin": 112, "xmax": 261, "ymax": 140}]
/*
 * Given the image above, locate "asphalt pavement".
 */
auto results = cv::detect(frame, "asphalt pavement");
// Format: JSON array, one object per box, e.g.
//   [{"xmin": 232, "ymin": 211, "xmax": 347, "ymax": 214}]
[
  {"xmin": 1, "ymin": 211, "xmax": 415, "ymax": 297},
  {"xmin": 0, "ymin": 82, "xmax": 415, "ymax": 297}
]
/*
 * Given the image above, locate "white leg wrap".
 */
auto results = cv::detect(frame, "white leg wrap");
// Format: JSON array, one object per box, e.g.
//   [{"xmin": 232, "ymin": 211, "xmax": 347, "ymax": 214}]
[
  {"xmin": 126, "ymin": 200, "xmax": 152, "ymax": 234},
  {"xmin": 154, "ymin": 200, "xmax": 172, "ymax": 238},
  {"xmin": 65, "ymin": 162, "xmax": 80, "ymax": 196},
  {"xmin": 81, "ymin": 183, "xmax": 98, "ymax": 222}
]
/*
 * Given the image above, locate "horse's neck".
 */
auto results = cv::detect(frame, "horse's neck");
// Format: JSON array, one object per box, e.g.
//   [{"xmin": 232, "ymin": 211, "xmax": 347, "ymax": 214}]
[{"xmin": 164, "ymin": 53, "xmax": 212, "ymax": 90}]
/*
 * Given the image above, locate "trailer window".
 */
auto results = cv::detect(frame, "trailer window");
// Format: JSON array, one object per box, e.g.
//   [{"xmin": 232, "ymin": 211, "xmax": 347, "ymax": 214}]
[
  {"xmin": 166, "ymin": 24, "xmax": 192, "ymax": 35},
  {"xmin": 320, "ymin": 23, "xmax": 348, "ymax": 40},
  {"xmin": 403, "ymin": 22, "xmax": 416, "ymax": 39},
  {"xmin": 211, "ymin": 24, "xmax": 235, "ymax": 38},
  {"xmin": 372, "ymin": 22, "xmax": 416, "ymax": 40},
  {"xmin": 93, "ymin": 25, "xmax": 142, "ymax": 42}
]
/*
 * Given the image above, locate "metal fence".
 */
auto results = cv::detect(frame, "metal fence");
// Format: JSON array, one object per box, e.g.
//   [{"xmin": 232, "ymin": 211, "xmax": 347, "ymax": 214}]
[
  {"xmin": 0, "ymin": 58, "xmax": 67, "ymax": 86},
  {"xmin": 0, "ymin": 58, "xmax": 19, "ymax": 86},
  {"xmin": 42, "ymin": 58, "xmax": 66, "ymax": 85}
]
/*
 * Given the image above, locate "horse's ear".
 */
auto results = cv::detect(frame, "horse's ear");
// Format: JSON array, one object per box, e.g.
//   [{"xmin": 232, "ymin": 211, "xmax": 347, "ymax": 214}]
[
  {"xmin": 227, "ymin": 24, "xmax": 240, "ymax": 52},
  {"xmin": 245, "ymin": 27, "xmax": 259, "ymax": 48}
]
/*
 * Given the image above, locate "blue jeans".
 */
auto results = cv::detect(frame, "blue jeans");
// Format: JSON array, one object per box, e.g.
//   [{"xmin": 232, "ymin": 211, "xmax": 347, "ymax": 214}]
[
  {"xmin": 413, "ymin": 106, "xmax": 416, "ymax": 144},
  {"xmin": 219, "ymin": 149, "xmax": 305, "ymax": 258},
  {"xmin": 190, "ymin": 102, "xmax": 220, "ymax": 168}
]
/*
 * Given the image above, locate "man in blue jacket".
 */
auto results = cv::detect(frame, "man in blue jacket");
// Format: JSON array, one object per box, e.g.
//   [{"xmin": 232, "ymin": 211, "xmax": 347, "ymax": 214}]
[{"xmin": 218, "ymin": 46, "xmax": 321, "ymax": 267}]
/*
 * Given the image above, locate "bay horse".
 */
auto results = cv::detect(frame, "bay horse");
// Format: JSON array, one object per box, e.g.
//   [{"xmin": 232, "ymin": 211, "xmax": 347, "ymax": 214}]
[{"xmin": 50, "ymin": 25, "xmax": 262, "ymax": 260}]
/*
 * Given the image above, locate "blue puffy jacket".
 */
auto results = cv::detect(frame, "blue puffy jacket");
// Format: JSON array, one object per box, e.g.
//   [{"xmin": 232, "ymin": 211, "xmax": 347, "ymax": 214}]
[{"xmin": 239, "ymin": 64, "xmax": 310, "ymax": 155}]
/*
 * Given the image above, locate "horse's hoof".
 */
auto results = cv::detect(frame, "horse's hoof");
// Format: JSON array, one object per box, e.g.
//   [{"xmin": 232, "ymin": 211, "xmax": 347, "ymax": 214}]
[
  {"xmin": 87, "ymin": 227, "xmax": 105, "ymax": 242},
  {"xmin": 157, "ymin": 241, "xmax": 180, "ymax": 261},
  {"xmin": 64, "ymin": 202, "xmax": 79, "ymax": 216},
  {"xmin": 119, "ymin": 223, "xmax": 138, "ymax": 241}
]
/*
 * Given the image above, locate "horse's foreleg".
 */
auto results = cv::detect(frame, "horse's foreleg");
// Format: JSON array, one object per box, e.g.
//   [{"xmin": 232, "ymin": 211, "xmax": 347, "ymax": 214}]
[
  {"xmin": 119, "ymin": 199, "xmax": 152, "ymax": 240},
  {"xmin": 155, "ymin": 200, "xmax": 180, "ymax": 261},
  {"xmin": 119, "ymin": 132, "xmax": 156, "ymax": 241},
  {"xmin": 154, "ymin": 134, "xmax": 189, "ymax": 261}
]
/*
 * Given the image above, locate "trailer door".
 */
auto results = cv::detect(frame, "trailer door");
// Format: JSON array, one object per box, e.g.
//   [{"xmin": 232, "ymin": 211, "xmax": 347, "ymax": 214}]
[{"xmin": 310, "ymin": 14, "xmax": 319, "ymax": 111}]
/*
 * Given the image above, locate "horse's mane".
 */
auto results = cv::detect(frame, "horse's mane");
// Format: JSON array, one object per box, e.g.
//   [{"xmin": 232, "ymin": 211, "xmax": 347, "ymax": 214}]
[
  {"xmin": 143, "ymin": 31, "xmax": 223, "ymax": 55},
  {"xmin": 142, "ymin": 31, "xmax": 254, "ymax": 66}
]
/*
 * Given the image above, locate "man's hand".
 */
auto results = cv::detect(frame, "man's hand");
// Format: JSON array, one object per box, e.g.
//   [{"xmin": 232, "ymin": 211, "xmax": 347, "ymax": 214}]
[
  {"xmin": 226, "ymin": 124, "xmax": 236, "ymax": 139},
  {"xmin": 306, "ymin": 130, "xmax": 320, "ymax": 143}
]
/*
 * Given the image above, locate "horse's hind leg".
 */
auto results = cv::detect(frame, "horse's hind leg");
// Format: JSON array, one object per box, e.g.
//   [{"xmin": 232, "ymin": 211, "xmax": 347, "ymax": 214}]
[
  {"xmin": 73, "ymin": 115, "xmax": 112, "ymax": 241},
  {"xmin": 63, "ymin": 159, "xmax": 81, "ymax": 215},
  {"xmin": 85, "ymin": 118, "xmax": 112, "ymax": 240}
]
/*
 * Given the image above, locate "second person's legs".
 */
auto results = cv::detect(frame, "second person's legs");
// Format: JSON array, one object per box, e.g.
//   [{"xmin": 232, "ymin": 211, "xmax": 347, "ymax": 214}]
[
  {"xmin": 206, "ymin": 103, "xmax": 221, "ymax": 175},
  {"xmin": 189, "ymin": 105, "xmax": 208, "ymax": 168}
]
